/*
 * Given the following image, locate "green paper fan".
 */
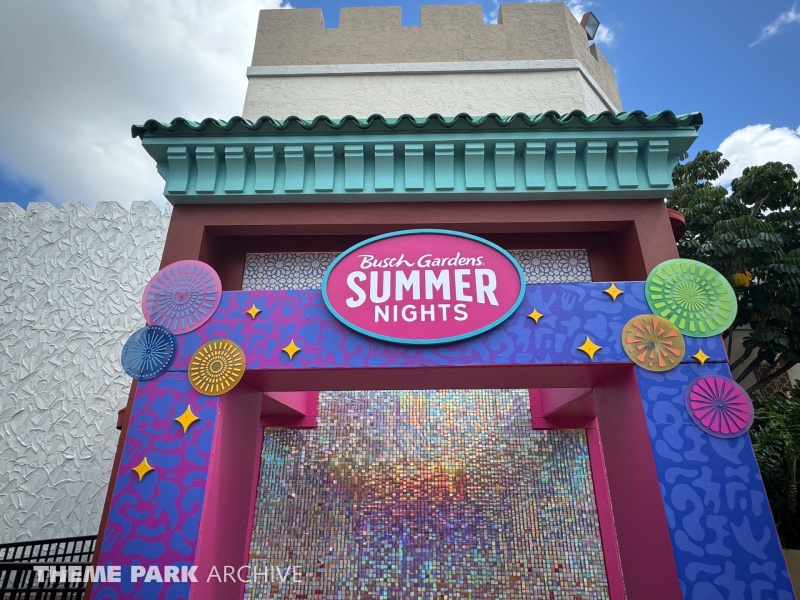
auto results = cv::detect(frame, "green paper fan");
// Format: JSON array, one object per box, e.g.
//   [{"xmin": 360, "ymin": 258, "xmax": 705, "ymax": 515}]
[{"xmin": 645, "ymin": 259, "xmax": 737, "ymax": 337}]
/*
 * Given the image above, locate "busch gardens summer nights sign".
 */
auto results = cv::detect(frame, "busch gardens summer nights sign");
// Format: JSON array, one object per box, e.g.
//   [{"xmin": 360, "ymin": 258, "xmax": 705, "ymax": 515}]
[{"xmin": 322, "ymin": 230, "xmax": 526, "ymax": 344}]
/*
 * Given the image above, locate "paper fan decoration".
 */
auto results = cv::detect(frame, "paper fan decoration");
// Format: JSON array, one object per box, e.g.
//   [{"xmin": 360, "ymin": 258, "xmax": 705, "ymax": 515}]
[
  {"xmin": 621, "ymin": 314, "xmax": 685, "ymax": 371},
  {"xmin": 121, "ymin": 325, "xmax": 176, "ymax": 380},
  {"xmin": 685, "ymin": 376, "xmax": 754, "ymax": 438},
  {"xmin": 645, "ymin": 259, "xmax": 736, "ymax": 337},
  {"xmin": 143, "ymin": 260, "xmax": 221, "ymax": 335},
  {"xmin": 188, "ymin": 339, "xmax": 246, "ymax": 395}
]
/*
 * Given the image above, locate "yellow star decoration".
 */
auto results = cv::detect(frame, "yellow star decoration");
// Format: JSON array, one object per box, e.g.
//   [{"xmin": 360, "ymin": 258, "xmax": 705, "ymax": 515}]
[
  {"xmin": 527, "ymin": 309, "xmax": 544, "ymax": 323},
  {"xmin": 246, "ymin": 304, "xmax": 261, "ymax": 319},
  {"xmin": 577, "ymin": 336, "xmax": 602, "ymax": 361},
  {"xmin": 692, "ymin": 349, "xmax": 710, "ymax": 365},
  {"xmin": 175, "ymin": 405, "xmax": 200, "ymax": 434},
  {"xmin": 603, "ymin": 283, "xmax": 624, "ymax": 301},
  {"xmin": 282, "ymin": 339, "xmax": 302, "ymax": 360},
  {"xmin": 132, "ymin": 457, "xmax": 154, "ymax": 481}
]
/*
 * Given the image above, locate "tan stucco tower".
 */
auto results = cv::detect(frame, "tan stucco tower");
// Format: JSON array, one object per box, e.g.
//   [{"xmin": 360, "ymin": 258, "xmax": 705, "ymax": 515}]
[{"xmin": 244, "ymin": 3, "xmax": 621, "ymax": 119}]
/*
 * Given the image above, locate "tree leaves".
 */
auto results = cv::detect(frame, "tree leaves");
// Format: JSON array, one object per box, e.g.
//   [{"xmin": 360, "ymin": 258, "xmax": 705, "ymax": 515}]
[
  {"xmin": 731, "ymin": 162, "xmax": 798, "ymax": 216},
  {"xmin": 677, "ymin": 153, "xmax": 800, "ymax": 548},
  {"xmin": 668, "ymin": 151, "xmax": 800, "ymax": 391},
  {"xmin": 751, "ymin": 388, "xmax": 800, "ymax": 546}
]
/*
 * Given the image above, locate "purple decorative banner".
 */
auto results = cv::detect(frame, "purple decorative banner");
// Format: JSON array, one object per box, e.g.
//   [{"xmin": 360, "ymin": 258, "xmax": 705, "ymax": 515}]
[
  {"xmin": 169, "ymin": 282, "xmax": 727, "ymax": 372},
  {"xmin": 92, "ymin": 375, "xmax": 219, "ymax": 600},
  {"xmin": 92, "ymin": 278, "xmax": 794, "ymax": 600}
]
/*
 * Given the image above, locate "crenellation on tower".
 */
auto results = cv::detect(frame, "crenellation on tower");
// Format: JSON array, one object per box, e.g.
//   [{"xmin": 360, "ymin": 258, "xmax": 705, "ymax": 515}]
[
  {"xmin": 419, "ymin": 4, "xmax": 485, "ymax": 28},
  {"xmin": 245, "ymin": 3, "xmax": 621, "ymax": 120},
  {"xmin": 338, "ymin": 6, "xmax": 403, "ymax": 30}
]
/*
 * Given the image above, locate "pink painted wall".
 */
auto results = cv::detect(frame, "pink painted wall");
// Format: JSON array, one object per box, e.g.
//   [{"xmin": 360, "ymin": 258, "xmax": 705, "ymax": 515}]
[
  {"xmin": 593, "ymin": 368, "xmax": 683, "ymax": 599},
  {"xmin": 586, "ymin": 426, "xmax": 625, "ymax": 600},
  {"xmin": 192, "ymin": 383, "xmax": 263, "ymax": 600},
  {"xmin": 260, "ymin": 391, "xmax": 318, "ymax": 428}
]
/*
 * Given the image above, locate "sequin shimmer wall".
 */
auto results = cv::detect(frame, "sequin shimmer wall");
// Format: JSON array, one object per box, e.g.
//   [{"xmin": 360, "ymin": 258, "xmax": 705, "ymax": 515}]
[{"xmin": 245, "ymin": 390, "xmax": 610, "ymax": 599}]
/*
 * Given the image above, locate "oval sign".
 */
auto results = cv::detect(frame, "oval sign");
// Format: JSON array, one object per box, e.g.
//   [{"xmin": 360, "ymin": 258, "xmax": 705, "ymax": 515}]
[{"xmin": 322, "ymin": 230, "xmax": 525, "ymax": 344}]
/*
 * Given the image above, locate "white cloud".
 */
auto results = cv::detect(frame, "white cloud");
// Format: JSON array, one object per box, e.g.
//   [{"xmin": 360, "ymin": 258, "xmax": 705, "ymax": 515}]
[
  {"xmin": 716, "ymin": 124, "xmax": 800, "ymax": 187},
  {"xmin": 563, "ymin": 1, "xmax": 591, "ymax": 20},
  {"xmin": 592, "ymin": 24, "xmax": 615, "ymax": 45},
  {"xmin": 0, "ymin": 0, "xmax": 290, "ymax": 209},
  {"xmin": 484, "ymin": 0, "xmax": 615, "ymax": 44},
  {"xmin": 751, "ymin": 3, "xmax": 800, "ymax": 46},
  {"xmin": 484, "ymin": 0, "xmax": 501, "ymax": 24},
  {"xmin": 562, "ymin": 0, "xmax": 615, "ymax": 45}
]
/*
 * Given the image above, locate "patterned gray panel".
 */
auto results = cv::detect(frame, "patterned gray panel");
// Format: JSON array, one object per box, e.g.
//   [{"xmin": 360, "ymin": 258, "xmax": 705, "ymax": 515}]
[
  {"xmin": 509, "ymin": 249, "xmax": 591, "ymax": 283},
  {"xmin": 243, "ymin": 252, "xmax": 339, "ymax": 290},
  {"xmin": 243, "ymin": 249, "xmax": 591, "ymax": 290}
]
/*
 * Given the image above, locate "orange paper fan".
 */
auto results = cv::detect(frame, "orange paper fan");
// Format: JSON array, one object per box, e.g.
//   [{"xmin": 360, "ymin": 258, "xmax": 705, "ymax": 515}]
[{"xmin": 621, "ymin": 314, "xmax": 686, "ymax": 372}]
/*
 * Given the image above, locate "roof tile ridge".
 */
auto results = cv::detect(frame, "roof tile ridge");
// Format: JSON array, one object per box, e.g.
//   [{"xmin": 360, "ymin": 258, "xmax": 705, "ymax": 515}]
[{"xmin": 132, "ymin": 110, "xmax": 704, "ymax": 138}]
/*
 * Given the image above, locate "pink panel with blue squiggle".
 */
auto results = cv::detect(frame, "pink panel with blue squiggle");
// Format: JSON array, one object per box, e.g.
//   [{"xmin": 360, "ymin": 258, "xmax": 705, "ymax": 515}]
[{"xmin": 93, "ymin": 375, "xmax": 218, "ymax": 600}]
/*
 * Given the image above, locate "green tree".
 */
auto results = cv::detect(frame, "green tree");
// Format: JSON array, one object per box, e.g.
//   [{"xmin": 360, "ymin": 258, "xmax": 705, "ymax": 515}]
[
  {"xmin": 750, "ymin": 387, "xmax": 800, "ymax": 548},
  {"xmin": 668, "ymin": 152, "xmax": 800, "ymax": 392}
]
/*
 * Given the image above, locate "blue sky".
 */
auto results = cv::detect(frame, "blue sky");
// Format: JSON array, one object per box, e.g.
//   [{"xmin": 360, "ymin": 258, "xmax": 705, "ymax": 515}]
[{"xmin": 1, "ymin": 0, "xmax": 798, "ymax": 208}]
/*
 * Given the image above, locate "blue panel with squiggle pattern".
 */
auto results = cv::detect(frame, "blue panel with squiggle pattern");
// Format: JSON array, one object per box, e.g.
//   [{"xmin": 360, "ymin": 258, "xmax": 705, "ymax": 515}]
[{"xmin": 636, "ymin": 364, "xmax": 795, "ymax": 599}]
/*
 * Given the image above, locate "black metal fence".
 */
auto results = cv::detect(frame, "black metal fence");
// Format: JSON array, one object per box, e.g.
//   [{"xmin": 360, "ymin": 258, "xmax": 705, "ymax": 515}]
[{"xmin": 0, "ymin": 535, "xmax": 96, "ymax": 600}]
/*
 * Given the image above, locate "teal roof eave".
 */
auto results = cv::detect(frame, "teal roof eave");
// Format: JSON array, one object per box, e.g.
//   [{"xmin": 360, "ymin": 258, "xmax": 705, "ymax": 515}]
[
  {"xmin": 132, "ymin": 110, "xmax": 702, "ymax": 139},
  {"xmin": 135, "ymin": 111, "xmax": 700, "ymax": 203},
  {"xmin": 140, "ymin": 129, "xmax": 696, "ymax": 150}
]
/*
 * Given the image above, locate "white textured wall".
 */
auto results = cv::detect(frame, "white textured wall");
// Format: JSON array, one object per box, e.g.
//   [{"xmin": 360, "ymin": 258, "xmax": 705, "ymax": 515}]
[
  {"xmin": 578, "ymin": 74, "xmax": 611, "ymax": 115},
  {"xmin": 0, "ymin": 201, "xmax": 171, "ymax": 543},
  {"xmin": 243, "ymin": 70, "xmax": 613, "ymax": 121}
]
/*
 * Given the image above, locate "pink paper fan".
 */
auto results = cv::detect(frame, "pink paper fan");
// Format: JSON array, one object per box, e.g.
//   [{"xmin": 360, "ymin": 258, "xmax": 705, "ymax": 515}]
[
  {"xmin": 142, "ymin": 260, "xmax": 221, "ymax": 335},
  {"xmin": 684, "ymin": 376, "xmax": 753, "ymax": 438}
]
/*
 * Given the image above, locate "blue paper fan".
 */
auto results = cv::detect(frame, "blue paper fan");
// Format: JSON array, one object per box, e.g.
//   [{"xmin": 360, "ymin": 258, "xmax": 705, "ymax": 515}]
[{"xmin": 121, "ymin": 325, "xmax": 176, "ymax": 380}]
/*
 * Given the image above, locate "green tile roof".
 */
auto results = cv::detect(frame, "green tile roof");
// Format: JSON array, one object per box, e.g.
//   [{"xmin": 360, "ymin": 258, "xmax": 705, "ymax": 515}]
[{"xmin": 132, "ymin": 110, "xmax": 702, "ymax": 139}]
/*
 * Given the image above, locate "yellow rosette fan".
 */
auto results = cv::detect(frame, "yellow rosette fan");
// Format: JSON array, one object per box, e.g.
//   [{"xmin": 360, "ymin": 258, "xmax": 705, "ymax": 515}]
[{"xmin": 188, "ymin": 339, "xmax": 246, "ymax": 395}]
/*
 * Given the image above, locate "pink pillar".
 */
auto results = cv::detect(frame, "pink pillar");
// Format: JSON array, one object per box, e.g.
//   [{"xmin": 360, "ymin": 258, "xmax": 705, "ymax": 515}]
[
  {"xmin": 593, "ymin": 369, "xmax": 683, "ymax": 599},
  {"xmin": 532, "ymin": 380, "xmax": 683, "ymax": 600},
  {"xmin": 192, "ymin": 384, "xmax": 263, "ymax": 600}
]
